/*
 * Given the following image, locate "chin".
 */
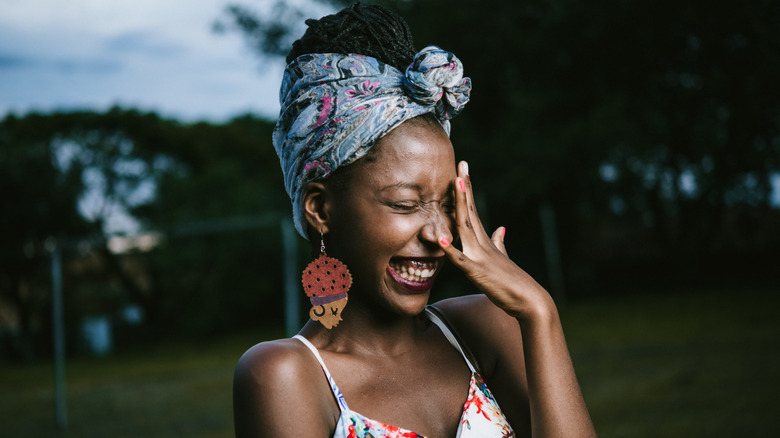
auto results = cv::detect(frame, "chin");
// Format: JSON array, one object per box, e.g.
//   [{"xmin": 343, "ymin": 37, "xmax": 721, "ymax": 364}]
[{"xmin": 384, "ymin": 289, "xmax": 432, "ymax": 317}]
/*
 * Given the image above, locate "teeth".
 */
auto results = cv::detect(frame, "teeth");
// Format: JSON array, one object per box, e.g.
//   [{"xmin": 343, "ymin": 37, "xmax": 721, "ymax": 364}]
[{"xmin": 390, "ymin": 260, "xmax": 437, "ymax": 283}]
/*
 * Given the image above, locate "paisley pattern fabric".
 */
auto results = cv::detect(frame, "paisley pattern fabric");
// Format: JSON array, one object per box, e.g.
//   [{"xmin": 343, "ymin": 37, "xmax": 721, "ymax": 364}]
[
  {"xmin": 273, "ymin": 46, "xmax": 471, "ymax": 237},
  {"xmin": 292, "ymin": 310, "xmax": 514, "ymax": 437}
]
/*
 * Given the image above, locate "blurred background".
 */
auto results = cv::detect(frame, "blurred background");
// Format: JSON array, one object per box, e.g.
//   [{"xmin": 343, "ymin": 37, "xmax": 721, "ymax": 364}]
[{"xmin": 1, "ymin": 0, "xmax": 778, "ymax": 436}]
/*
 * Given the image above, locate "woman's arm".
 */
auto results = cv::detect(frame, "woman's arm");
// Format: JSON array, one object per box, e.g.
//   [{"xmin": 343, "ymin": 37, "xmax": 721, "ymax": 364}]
[
  {"xmin": 233, "ymin": 339, "xmax": 335, "ymax": 438},
  {"xmin": 438, "ymin": 161, "xmax": 596, "ymax": 438}
]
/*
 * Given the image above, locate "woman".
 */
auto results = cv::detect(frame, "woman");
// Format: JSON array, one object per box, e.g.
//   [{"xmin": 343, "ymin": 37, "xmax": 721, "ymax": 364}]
[{"xmin": 234, "ymin": 4, "xmax": 596, "ymax": 437}]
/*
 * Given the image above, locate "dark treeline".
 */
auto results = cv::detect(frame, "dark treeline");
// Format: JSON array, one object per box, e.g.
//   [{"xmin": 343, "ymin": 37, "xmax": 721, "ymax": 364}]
[
  {"xmin": 2, "ymin": 0, "xmax": 779, "ymax": 359},
  {"xmin": 220, "ymin": 0, "xmax": 780, "ymax": 288},
  {"xmin": 0, "ymin": 109, "xmax": 289, "ymax": 360}
]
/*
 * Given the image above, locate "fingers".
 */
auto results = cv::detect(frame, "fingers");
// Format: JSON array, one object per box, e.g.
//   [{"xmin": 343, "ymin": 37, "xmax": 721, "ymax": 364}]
[
  {"xmin": 438, "ymin": 235, "xmax": 471, "ymax": 269},
  {"xmin": 491, "ymin": 227, "xmax": 508, "ymax": 256},
  {"xmin": 454, "ymin": 162, "xmax": 488, "ymax": 247},
  {"xmin": 461, "ymin": 162, "xmax": 489, "ymax": 240},
  {"xmin": 446, "ymin": 162, "xmax": 510, "ymax": 263}
]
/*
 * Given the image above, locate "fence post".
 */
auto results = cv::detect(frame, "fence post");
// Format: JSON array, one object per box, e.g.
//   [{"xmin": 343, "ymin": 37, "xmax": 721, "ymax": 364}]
[
  {"xmin": 50, "ymin": 241, "xmax": 67, "ymax": 431},
  {"xmin": 539, "ymin": 201, "xmax": 566, "ymax": 306}
]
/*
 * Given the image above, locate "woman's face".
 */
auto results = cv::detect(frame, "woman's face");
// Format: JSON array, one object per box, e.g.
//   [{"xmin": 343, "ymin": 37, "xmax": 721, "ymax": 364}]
[{"xmin": 324, "ymin": 118, "xmax": 457, "ymax": 317}]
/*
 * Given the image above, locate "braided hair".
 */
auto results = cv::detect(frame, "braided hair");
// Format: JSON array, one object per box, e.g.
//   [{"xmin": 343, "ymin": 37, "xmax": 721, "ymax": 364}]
[{"xmin": 287, "ymin": 3, "xmax": 417, "ymax": 71}]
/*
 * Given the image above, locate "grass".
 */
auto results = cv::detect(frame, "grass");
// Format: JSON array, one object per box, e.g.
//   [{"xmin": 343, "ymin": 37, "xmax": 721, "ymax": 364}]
[
  {"xmin": 1, "ymin": 288, "xmax": 778, "ymax": 437},
  {"xmin": 563, "ymin": 287, "xmax": 780, "ymax": 437},
  {"xmin": 0, "ymin": 329, "xmax": 283, "ymax": 438}
]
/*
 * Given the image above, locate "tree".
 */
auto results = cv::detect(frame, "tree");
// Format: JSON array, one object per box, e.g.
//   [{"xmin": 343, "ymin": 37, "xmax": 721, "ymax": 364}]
[
  {"xmin": 0, "ymin": 113, "xmax": 90, "ymax": 360},
  {"xmin": 1, "ymin": 108, "xmax": 291, "ymax": 358},
  {"xmin": 130, "ymin": 114, "xmax": 292, "ymax": 336},
  {"xmin": 219, "ymin": 0, "xmax": 780, "ymax": 293}
]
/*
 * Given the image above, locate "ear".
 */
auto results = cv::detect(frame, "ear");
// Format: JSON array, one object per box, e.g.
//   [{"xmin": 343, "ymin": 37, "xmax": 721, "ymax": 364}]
[{"xmin": 301, "ymin": 181, "xmax": 331, "ymax": 237}]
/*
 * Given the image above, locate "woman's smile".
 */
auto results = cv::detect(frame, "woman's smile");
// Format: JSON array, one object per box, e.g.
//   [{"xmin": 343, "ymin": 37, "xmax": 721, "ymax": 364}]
[
  {"xmin": 314, "ymin": 115, "xmax": 457, "ymax": 315},
  {"xmin": 387, "ymin": 257, "xmax": 444, "ymax": 292}
]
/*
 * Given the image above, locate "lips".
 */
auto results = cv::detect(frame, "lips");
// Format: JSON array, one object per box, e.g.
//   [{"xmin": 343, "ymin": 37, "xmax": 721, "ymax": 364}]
[{"xmin": 387, "ymin": 257, "xmax": 442, "ymax": 292}]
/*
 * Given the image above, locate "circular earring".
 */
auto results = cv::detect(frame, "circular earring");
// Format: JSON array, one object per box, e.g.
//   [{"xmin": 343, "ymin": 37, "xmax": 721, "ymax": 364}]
[{"xmin": 301, "ymin": 232, "xmax": 352, "ymax": 329}]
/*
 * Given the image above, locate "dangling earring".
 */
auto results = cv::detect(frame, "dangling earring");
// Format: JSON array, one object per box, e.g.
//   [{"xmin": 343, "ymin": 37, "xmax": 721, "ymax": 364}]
[{"xmin": 301, "ymin": 232, "xmax": 352, "ymax": 329}]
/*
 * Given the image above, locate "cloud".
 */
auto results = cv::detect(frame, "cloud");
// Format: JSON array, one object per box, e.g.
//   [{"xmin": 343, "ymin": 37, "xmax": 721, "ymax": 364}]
[
  {"xmin": 0, "ymin": 53, "xmax": 32, "ymax": 69},
  {"xmin": 0, "ymin": 50, "xmax": 121, "ymax": 74},
  {"xmin": 53, "ymin": 58, "xmax": 124, "ymax": 75},
  {"xmin": 104, "ymin": 31, "xmax": 186, "ymax": 58},
  {"xmin": 0, "ymin": 0, "xmax": 286, "ymax": 122}
]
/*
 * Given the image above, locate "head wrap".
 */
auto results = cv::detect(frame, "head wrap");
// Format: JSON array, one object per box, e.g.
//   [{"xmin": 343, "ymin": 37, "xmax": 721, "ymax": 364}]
[{"xmin": 273, "ymin": 45, "xmax": 472, "ymax": 238}]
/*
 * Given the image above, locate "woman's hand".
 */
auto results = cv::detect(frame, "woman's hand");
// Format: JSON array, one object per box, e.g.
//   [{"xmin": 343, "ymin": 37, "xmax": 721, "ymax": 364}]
[
  {"xmin": 439, "ymin": 161, "xmax": 555, "ymax": 324},
  {"xmin": 440, "ymin": 161, "xmax": 597, "ymax": 438}
]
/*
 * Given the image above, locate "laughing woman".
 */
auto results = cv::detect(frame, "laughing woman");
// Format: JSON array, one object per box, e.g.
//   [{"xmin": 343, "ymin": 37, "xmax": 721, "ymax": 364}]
[{"xmin": 233, "ymin": 4, "xmax": 596, "ymax": 438}]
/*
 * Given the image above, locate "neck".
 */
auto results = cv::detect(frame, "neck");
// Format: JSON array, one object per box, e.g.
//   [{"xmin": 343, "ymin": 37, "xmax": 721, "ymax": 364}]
[{"xmin": 300, "ymin": 297, "xmax": 432, "ymax": 357}]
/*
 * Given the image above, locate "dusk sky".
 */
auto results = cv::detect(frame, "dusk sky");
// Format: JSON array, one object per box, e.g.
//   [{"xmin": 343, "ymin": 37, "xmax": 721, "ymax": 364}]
[
  {"xmin": 0, "ymin": 0, "xmax": 333, "ymax": 235},
  {"xmin": 0, "ymin": 0, "xmax": 320, "ymax": 122}
]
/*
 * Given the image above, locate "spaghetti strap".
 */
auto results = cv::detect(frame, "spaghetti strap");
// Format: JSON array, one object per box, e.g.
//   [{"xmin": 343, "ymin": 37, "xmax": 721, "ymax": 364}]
[
  {"xmin": 293, "ymin": 334, "xmax": 349, "ymax": 412},
  {"xmin": 293, "ymin": 327, "xmax": 514, "ymax": 437},
  {"xmin": 425, "ymin": 309, "xmax": 477, "ymax": 374}
]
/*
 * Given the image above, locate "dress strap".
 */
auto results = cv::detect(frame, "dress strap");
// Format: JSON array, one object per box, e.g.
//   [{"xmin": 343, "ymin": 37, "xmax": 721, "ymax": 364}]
[
  {"xmin": 425, "ymin": 308, "xmax": 478, "ymax": 374},
  {"xmin": 293, "ymin": 334, "xmax": 349, "ymax": 412}
]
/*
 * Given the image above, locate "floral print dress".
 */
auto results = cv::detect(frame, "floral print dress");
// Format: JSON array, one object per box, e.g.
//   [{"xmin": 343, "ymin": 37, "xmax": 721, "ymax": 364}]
[{"xmin": 293, "ymin": 310, "xmax": 514, "ymax": 438}]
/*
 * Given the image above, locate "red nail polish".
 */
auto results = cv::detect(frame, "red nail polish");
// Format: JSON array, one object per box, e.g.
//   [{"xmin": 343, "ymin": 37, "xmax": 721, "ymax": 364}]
[
  {"xmin": 501, "ymin": 227, "xmax": 506, "ymax": 238},
  {"xmin": 458, "ymin": 178, "xmax": 466, "ymax": 193},
  {"xmin": 440, "ymin": 237, "xmax": 450, "ymax": 247}
]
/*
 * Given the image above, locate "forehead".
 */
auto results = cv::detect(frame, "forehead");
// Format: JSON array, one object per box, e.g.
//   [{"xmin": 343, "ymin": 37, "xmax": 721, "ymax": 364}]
[{"xmin": 354, "ymin": 120, "xmax": 456, "ymax": 188}]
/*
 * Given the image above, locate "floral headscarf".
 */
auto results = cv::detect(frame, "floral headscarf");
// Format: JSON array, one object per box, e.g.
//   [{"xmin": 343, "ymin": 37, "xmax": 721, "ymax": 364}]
[{"xmin": 273, "ymin": 45, "xmax": 471, "ymax": 238}]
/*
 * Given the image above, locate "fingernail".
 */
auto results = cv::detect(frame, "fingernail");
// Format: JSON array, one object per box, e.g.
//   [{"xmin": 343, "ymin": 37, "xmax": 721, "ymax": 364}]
[
  {"xmin": 440, "ymin": 237, "xmax": 450, "ymax": 247},
  {"xmin": 500, "ymin": 226, "xmax": 506, "ymax": 238},
  {"xmin": 462, "ymin": 161, "xmax": 469, "ymax": 176},
  {"xmin": 457, "ymin": 177, "xmax": 466, "ymax": 193}
]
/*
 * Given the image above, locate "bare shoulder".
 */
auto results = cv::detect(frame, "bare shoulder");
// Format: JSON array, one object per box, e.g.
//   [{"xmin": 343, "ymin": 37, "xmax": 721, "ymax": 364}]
[
  {"xmin": 431, "ymin": 294, "xmax": 526, "ymax": 380},
  {"xmin": 432, "ymin": 295, "xmax": 531, "ymax": 435},
  {"xmin": 433, "ymin": 294, "xmax": 522, "ymax": 347},
  {"xmin": 234, "ymin": 338, "xmax": 313, "ymax": 386},
  {"xmin": 233, "ymin": 338, "xmax": 335, "ymax": 438}
]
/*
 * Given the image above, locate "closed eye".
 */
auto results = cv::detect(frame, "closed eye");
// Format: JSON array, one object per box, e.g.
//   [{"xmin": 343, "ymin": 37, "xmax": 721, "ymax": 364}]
[{"xmin": 387, "ymin": 201, "xmax": 419, "ymax": 212}]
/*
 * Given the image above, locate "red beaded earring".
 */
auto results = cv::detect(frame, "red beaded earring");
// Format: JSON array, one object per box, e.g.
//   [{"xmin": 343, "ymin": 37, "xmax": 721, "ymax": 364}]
[{"xmin": 301, "ymin": 233, "xmax": 352, "ymax": 329}]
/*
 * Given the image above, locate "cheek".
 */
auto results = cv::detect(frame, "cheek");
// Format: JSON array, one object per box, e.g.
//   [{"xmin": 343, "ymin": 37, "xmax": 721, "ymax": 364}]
[
  {"xmin": 364, "ymin": 215, "xmax": 421, "ymax": 255},
  {"xmin": 388, "ymin": 215, "xmax": 425, "ymax": 236},
  {"xmin": 343, "ymin": 215, "xmax": 424, "ymax": 268}
]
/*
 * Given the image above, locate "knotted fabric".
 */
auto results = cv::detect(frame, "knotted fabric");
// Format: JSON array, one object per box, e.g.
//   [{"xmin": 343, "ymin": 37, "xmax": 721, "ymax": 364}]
[{"xmin": 273, "ymin": 45, "xmax": 471, "ymax": 238}]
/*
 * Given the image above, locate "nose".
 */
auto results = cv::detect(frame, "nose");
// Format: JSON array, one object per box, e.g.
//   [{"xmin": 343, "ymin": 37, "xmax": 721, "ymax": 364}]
[{"xmin": 420, "ymin": 204, "xmax": 455, "ymax": 246}]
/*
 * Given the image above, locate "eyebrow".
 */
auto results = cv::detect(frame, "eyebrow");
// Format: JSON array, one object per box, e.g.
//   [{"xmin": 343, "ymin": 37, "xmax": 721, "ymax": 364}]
[{"xmin": 378, "ymin": 182, "xmax": 424, "ymax": 193}]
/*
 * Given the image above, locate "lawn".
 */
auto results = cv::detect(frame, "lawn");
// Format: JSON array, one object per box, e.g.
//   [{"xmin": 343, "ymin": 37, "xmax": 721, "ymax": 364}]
[
  {"xmin": 564, "ymin": 287, "xmax": 780, "ymax": 437},
  {"xmin": 0, "ymin": 329, "xmax": 278, "ymax": 438},
  {"xmin": 1, "ymin": 288, "xmax": 778, "ymax": 437}
]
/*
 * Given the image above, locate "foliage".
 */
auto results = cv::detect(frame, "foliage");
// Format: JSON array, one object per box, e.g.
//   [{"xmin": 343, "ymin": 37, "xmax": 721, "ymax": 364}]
[
  {"xmin": 0, "ymin": 113, "xmax": 92, "ymax": 360},
  {"xmin": 2, "ymin": 0, "xmax": 779, "ymax": 358},
  {"xmin": 220, "ymin": 0, "xmax": 780, "ymax": 293},
  {"xmin": 0, "ymin": 109, "xmax": 291, "ymax": 359},
  {"xmin": 129, "ymin": 114, "xmax": 292, "ymax": 337}
]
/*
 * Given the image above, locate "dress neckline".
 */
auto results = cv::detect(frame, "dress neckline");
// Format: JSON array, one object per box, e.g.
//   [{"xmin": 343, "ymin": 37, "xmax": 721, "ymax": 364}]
[{"xmin": 292, "ymin": 308, "xmax": 515, "ymax": 437}]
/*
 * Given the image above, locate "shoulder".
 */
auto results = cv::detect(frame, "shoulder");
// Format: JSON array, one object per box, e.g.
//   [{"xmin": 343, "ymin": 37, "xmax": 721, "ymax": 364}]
[
  {"xmin": 432, "ymin": 294, "xmax": 522, "ymax": 342},
  {"xmin": 432, "ymin": 295, "xmax": 531, "ymax": 434},
  {"xmin": 431, "ymin": 295, "xmax": 525, "ymax": 377},
  {"xmin": 233, "ymin": 338, "xmax": 335, "ymax": 438},
  {"xmin": 234, "ymin": 338, "xmax": 313, "ymax": 384}
]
